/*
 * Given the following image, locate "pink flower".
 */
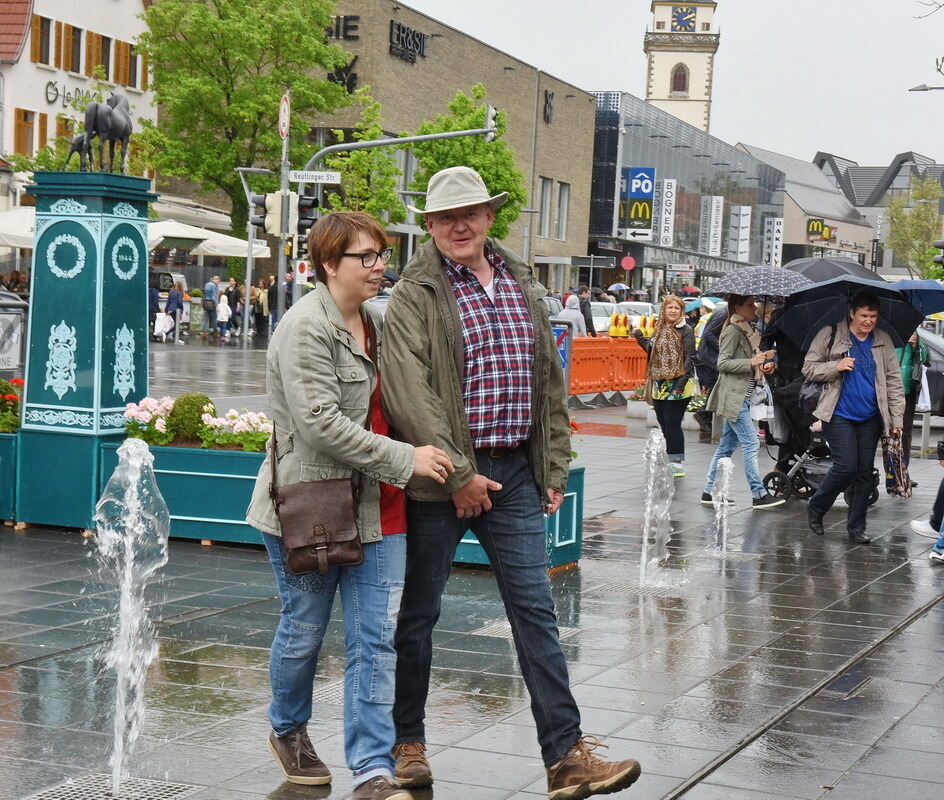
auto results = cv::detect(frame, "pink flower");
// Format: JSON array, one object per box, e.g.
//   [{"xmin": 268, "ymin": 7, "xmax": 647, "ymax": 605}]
[{"xmin": 155, "ymin": 417, "xmax": 167, "ymax": 433}]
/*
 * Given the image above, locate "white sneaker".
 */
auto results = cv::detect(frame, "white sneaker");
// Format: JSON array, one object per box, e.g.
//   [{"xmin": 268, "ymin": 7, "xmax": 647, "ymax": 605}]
[
  {"xmin": 670, "ymin": 462, "xmax": 685, "ymax": 478},
  {"xmin": 910, "ymin": 519, "xmax": 939, "ymax": 538}
]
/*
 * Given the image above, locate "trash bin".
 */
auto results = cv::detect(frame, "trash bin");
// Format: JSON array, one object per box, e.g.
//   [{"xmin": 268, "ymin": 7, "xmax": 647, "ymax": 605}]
[{"xmin": 0, "ymin": 289, "xmax": 28, "ymax": 380}]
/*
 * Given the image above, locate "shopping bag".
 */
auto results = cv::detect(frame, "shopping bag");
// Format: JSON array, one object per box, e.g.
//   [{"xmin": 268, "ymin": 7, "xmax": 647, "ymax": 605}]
[
  {"xmin": 882, "ymin": 431, "xmax": 912, "ymax": 498},
  {"xmin": 915, "ymin": 364, "xmax": 931, "ymax": 413}
]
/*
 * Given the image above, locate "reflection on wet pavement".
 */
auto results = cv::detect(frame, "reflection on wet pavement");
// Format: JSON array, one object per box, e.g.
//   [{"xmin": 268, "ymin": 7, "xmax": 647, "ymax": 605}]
[{"xmin": 1, "ymin": 397, "xmax": 943, "ymax": 798}]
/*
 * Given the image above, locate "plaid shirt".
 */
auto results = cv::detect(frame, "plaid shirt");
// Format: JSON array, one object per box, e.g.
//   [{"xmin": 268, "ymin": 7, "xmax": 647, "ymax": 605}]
[{"xmin": 443, "ymin": 247, "xmax": 534, "ymax": 448}]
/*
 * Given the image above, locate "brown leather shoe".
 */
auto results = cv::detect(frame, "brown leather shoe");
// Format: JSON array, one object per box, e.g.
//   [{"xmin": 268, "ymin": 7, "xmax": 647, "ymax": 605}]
[
  {"xmin": 547, "ymin": 736, "xmax": 641, "ymax": 800},
  {"xmin": 393, "ymin": 741, "xmax": 433, "ymax": 788},
  {"xmin": 267, "ymin": 727, "xmax": 331, "ymax": 785},
  {"xmin": 353, "ymin": 776, "xmax": 414, "ymax": 800}
]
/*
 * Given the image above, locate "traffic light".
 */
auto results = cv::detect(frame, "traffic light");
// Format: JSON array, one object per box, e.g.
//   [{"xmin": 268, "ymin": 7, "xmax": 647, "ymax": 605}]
[
  {"xmin": 934, "ymin": 239, "xmax": 944, "ymax": 266},
  {"xmin": 295, "ymin": 195, "xmax": 319, "ymax": 261},
  {"xmin": 484, "ymin": 104, "xmax": 498, "ymax": 142},
  {"xmin": 249, "ymin": 192, "xmax": 282, "ymax": 236},
  {"xmin": 285, "ymin": 190, "xmax": 299, "ymax": 235}
]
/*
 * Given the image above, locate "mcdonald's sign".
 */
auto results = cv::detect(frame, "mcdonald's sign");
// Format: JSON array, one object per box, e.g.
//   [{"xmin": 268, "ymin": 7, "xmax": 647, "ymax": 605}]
[
  {"xmin": 807, "ymin": 218, "xmax": 825, "ymax": 240},
  {"xmin": 622, "ymin": 166, "xmax": 656, "ymax": 239},
  {"xmin": 629, "ymin": 200, "xmax": 652, "ymax": 222}
]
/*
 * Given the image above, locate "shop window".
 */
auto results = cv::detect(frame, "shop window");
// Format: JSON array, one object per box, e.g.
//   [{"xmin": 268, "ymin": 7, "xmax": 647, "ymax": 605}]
[
  {"xmin": 538, "ymin": 177, "xmax": 553, "ymax": 238},
  {"xmin": 31, "ymin": 15, "xmax": 52, "ymax": 65},
  {"xmin": 556, "ymin": 182, "xmax": 570, "ymax": 240},
  {"xmin": 671, "ymin": 63, "xmax": 689, "ymax": 95},
  {"xmin": 55, "ymin": 116, "xmax": 76, "ymax": 141},
  {"xmin": 14, "ymin": 109, "xmax": 35, "ymax": 157}
]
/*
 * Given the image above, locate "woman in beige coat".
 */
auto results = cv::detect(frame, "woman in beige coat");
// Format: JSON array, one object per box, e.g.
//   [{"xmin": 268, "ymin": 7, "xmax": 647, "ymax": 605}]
[
  {"xmin": 804, "ymin": 291, "xmax": 904, "ymax": 543},
  {"xmin": 246, "ymin": 212, "xmax": 452, "ymax": 800}
]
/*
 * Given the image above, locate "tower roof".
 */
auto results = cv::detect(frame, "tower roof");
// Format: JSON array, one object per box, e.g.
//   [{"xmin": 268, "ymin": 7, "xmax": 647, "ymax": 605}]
[
  {"xmin": 651, "ymin": 1, "xmax": 717, "ymax": 8},
  {"xmin": 0, "ymin": 0, "xmax": 31, "ymax": 63}
]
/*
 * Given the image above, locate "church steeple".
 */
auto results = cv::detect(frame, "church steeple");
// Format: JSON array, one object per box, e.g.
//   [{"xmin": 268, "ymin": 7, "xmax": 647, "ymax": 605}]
[{"xmin": 643, "ymin": 2, "xmax": 720, "ymax": 131}]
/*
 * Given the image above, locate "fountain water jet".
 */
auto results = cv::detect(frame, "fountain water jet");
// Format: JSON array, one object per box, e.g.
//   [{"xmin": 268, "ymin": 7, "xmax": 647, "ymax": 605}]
[
  {"xmin": 93, "ymin": 438, "xmax": 170, "ymax": 797},
  {"xmin": 639, "ymin": 428, "xmax": 675, "ymax": 584},
  {"xmin": 712, "ymin": 457, "xmax": 734, "ymax": 551}
]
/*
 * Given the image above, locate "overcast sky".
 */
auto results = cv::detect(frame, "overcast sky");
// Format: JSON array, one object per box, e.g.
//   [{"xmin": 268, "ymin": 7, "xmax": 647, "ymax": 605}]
[{"xmin": 404, "ymin": 0, "xmax": 944, "ymax": 165}]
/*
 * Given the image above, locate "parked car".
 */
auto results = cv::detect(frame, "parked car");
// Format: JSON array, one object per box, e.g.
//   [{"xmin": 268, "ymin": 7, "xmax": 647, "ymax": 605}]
[
  {"xmin": 542, "ymin": 295, "xmax": 563, "ymax": 317},
  {"xmin": 367, "ymin": 293, "xmax": 391, "ymax": 317},
  {"xmin": 917, "ymin": 328, "xmax": 944, "ymax": 415},
  {"xmin": 589, "ymin": 301, "xmax": 617, "ymax": 334},
  {"xmin": 618, "ymin": 301, "xmax": 655, "ymax": 330}
]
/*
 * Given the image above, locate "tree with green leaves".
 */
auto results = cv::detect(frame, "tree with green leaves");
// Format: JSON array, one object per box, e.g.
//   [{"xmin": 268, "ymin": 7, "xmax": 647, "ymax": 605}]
[
  {"xmin": 885, "ymin": 175, "xmax": 943, "ymax": 277},
  {"xmin": 137, "ymin": 0, "xmax": 350, "ymax": 234},
  {"xmin": 323, "ymin": 88, "xmax": 405, "ymax": 225},
  {"xmin": 409, "ymin": 84, "xmax": 526, "ymax": 240}
]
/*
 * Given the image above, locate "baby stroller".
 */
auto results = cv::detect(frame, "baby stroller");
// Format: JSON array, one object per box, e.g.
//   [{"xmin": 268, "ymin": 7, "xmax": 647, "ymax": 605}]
[{"xmin": 762, "ymin": 388, "xmax": 879, "ymax": 505}]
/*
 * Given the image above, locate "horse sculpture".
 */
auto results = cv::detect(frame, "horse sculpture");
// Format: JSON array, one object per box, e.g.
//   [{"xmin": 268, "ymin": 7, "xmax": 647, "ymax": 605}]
[
  {"xmin": 62, "ymin": 132, "xmax": 91, "ymax": 171},
  {"xmin": 84, "ymin": 92, "xmax": 133, "ymax": 174}
]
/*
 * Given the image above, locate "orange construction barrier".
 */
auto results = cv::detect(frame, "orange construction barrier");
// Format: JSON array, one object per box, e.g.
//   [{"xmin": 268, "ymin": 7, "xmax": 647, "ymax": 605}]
[{"xmin": 569, "ymin": 337, "xmax": 647, "ymax": 395}]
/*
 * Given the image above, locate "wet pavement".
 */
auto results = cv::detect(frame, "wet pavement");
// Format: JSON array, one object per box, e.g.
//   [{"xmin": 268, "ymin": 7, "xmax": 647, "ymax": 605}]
[{"xmin": 0, "ymin": 343, "xmax": 942, "ymax": 798}]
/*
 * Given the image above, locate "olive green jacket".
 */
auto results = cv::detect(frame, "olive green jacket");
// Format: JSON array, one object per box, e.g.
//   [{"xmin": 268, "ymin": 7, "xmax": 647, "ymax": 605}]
[
  {"xmin": 705, "ymin": 322, "xmax": 757, "ymax": 422},
  {"xmin": 245, "ymin": 283, "xmax": 415, "ymax": 542},
  {"xmin": 381, "ymin": 237, "xmax": 572, "ymax": 501}
]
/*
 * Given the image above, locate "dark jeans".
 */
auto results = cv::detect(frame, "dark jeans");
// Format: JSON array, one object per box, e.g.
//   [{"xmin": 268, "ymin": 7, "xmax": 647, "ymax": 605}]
[
  {"xmin": 930, "ymin": 474, "xmax": 944, "ymax": 530},
  {"xmin": 809, "ymin": 413, "xmax": 882, "ymax": 534},
  {"xmin": 393, "ymin": 449, "xmax": 581, "ymax": 767},
  {"xmin": 652, "ymin": 398, "xmax": 689, "ymax": 460},
  {"xmin": 902, "ymin": 391, "xmax": 917, "ymax": 468}
]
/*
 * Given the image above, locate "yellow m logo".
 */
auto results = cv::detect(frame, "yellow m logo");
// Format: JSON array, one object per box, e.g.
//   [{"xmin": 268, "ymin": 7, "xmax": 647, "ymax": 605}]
[
  {"xmin": 629, "ymin": 201, "xmax": 651, "ymax": 220},
  {"xmin": 807, "ymin": 219, "xmax": 824, "ymax": 233}
]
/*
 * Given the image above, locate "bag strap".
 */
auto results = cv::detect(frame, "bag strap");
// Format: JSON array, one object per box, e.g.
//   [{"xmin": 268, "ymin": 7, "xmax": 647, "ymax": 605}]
[{"xmin": 269, "ymin": 316, "xmax": 377, "ymax": 505}]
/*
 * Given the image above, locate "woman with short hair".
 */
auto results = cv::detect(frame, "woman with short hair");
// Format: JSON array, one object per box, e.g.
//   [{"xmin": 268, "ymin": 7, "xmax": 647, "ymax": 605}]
[
  {"xmin": 804, "ymin": 291, "xmax": 905, "ymax": 543},
  {"xmin": 247, "ymin": 212, "xmax": 453, "ymax": 800}
]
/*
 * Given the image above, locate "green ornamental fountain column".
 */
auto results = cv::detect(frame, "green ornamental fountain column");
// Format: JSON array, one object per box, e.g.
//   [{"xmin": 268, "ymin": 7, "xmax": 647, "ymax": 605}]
[{"xmin": 17, "ymin": 172, "xmax": 156, "ymax": 529}]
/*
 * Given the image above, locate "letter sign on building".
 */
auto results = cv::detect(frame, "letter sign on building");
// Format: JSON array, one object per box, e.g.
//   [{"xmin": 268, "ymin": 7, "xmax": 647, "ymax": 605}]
[{"xmin": 621, "ymin": 167, "xmax": 656, "ymax": 241}]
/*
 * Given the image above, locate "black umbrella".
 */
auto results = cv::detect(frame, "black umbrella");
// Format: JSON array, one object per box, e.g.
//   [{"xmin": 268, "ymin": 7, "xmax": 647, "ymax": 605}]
[
  {"xmin": 783, "ymin": 256, "xmax": 883, "ymax": 283},
  {"xmin": 779, "ymin": 276, "xmax": 923, "ymax": 350},
  {"xmin": 707, "ymin": 265, "xmax": 813, "ymax": 300}
]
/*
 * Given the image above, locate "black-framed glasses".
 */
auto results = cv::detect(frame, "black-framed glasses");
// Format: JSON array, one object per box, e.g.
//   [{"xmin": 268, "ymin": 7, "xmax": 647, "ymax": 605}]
[{"xmin": 342, "ymin": 247, "xmax": 393, "ymax": 268}]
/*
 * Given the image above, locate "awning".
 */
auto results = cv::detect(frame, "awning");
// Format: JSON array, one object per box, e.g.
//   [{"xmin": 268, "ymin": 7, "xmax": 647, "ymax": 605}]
[
  {"xmin": 0, "ymin": 207, "xmax": 269, "ymax": 258},
  {"xmin": 152, "ymin": 195, "xmax": 231, "ymax": 230}
]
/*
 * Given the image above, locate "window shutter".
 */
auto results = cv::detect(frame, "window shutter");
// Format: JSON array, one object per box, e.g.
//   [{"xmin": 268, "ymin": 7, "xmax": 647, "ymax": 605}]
[
  {"xmin": 31, "ymin": 15, "xmax": 41, "ymax": 62},
  {"xmin": 63, "ymin": 25, "xmax": 72, "ymax": 72},
  {"xmin": 38, "ymin": 113, "xmax": 48, "ymax": 148},
  {"xmin": 86, "ymin": 31, "xmax": 96, "ymax": 75},
  {"xmin": 117, "ymin": 41, "xmax": 128, "ymax": 85},
  {"xmin": 141, "ymin": 53, "xmax": 148, "ymax": 90},
  {"xmin": 54, "ymin": 21, "xmax": 63, "ymax": 68}
]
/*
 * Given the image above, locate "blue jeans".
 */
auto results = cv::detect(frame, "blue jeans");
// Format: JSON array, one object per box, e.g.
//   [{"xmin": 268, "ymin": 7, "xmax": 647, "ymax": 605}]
[
  {"xmin": 263, "ymin": 532, "xmax": 406, "ymax": 786},
  {"xmin": 809, "ymin": 413, "xmax": 882, "ymax": 534},
  {"xmin": 393, "ymin": 449, "xmax": 581, "ymax": 768},
  {"xmin": 704, "ymin": 398, "xmax": 765, "ymax": 498}
]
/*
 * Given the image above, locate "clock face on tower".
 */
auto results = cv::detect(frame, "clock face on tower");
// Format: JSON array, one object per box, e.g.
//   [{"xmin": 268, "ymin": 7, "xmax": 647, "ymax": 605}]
[{"xmin": 671, "ymin": 6, "xmax": 696, "ymax": 32}]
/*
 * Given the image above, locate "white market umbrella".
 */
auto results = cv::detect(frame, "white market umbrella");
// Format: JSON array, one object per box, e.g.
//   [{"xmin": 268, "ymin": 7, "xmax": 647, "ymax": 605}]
[
  {"xmin": 0, "ymin": 206, "xmax": 36, "ymax": 249},
  {"xmin": 146, "ymin": 218, "xmax": 209, "ymax": 250},
  {"xmin": 148, "ymin": 219, "xmax": 269, "ymax": 258}
]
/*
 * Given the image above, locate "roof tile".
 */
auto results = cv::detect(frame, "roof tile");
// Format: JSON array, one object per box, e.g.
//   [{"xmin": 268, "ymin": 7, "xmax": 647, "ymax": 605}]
[{"xmin": 0, "ymin": 1, "xmax": 32, "ymax": 63}]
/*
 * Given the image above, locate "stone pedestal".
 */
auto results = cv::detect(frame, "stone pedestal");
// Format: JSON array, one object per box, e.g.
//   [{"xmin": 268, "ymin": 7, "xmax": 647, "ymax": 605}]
[{"xmin": 17, "ymin": 172, "xmax": 155, "ymax": 529}]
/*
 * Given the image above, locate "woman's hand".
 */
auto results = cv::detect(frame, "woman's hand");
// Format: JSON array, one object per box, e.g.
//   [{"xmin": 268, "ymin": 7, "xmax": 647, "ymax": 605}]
[
  {"xmin": 413, "ymin": 446, "xmax": 455, "ymax": 484},
  {"xmin": 837, "ymin": 356, "xmax": 856, "ymax": 372},
  {"xmin": 750, "ymin": 350, "xmax": 774, "ymax": 366}
]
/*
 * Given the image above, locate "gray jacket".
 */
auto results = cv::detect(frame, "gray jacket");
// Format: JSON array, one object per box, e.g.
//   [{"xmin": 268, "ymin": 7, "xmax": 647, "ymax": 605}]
[
  {"xmin": 802, "ymin": 320, "xmax": 904, "ymax": 430},
  {"xmin": 246, "ymin": 283, "xmax": 415, "ymax": 542},
  {"xmin": 381, "ymin": 237, "xmax": 572, "ymax": 501}
]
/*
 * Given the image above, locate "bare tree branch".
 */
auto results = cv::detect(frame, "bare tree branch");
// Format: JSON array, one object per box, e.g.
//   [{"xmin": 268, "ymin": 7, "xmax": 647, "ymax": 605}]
[{"xmin": 916, "ymin": 1, "xmax": 944, "ymax": 18}]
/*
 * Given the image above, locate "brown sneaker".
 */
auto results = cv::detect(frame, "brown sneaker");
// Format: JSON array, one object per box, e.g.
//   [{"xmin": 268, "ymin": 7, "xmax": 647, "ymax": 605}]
[
  {"xmin": 353, "ymin": 776, "xmax": 414, "ymax": 799},
  {"xmin": 267, "ymin": 727, "xmax": 331, "ymax": 785},
  {"xmin": 547, "ymin": 736, "xmax": 641, "ymax": 800},
  {"xmin": 393, "ymin": 741, "xmax": 433, "ymax": 788}
]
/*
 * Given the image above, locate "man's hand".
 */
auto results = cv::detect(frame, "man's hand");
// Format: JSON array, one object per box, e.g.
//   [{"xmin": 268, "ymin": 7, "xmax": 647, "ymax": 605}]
[
  {"xmin": 837, "ymin": 356, "xmax": 856, "ymax": 372},
  {"xmin": 545, "ymin": 488, "xmax": 564, "ymax": 515},
  {"xmin": 452, "ymin": 474, "xmax": 503, "ymax": 519}
]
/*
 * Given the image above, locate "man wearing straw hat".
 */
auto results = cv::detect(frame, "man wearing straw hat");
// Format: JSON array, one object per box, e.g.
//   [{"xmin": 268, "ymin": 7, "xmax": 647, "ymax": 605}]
[{"xmin": 382, "ymin": 166, "xmax": 641, "ymax": 799}]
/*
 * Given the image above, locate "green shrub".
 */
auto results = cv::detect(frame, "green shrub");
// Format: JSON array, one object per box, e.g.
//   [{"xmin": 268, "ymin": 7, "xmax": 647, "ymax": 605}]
[
  {"xmin": 189, "ymin": 287, "xmax": 203, "ymax": 297},
  {"xmin": 169, "ymin": 393, "xmax": 214, "ymax": 441}
]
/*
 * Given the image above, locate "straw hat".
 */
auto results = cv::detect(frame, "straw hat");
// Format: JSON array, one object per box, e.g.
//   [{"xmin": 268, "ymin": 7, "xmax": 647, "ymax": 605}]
[{"xmin": 408, "ymin": 166, "xmax": 508, "ymax": 215}]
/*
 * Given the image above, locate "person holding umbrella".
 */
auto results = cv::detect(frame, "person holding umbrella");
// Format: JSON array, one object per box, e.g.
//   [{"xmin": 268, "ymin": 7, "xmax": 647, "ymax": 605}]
[
  {"xmin": 700, "ymin": 294, "xmax": 785, "ymax": 509},
  {"xmin": 804, "ymin": 292, "xmax": 905, "ymax": 544}
]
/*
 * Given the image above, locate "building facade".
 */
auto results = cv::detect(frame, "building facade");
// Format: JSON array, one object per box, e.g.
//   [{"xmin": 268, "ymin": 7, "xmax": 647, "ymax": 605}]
[
  {"xmin": 318, "ymin": 0, "xmax": 597, "ymax": 290},
  {"xmin": 644, "ymin": 1, "xmax": 719, "ymax": 132},
  {"xmin": 0, "ymin": 0, "xmax": 155, "ymax": 160},
  {"xmin": 589, "ymin": 91, "xmax": 785, "ymax": 295}
]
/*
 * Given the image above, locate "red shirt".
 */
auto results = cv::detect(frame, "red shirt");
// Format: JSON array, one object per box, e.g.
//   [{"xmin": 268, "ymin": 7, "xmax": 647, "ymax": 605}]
[{"xmin": 371, "ymin": 376, "xmax": 407, "ymax": 535}]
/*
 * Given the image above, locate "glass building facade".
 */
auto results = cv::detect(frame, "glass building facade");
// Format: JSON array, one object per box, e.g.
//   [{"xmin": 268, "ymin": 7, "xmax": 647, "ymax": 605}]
[{"xmin": 591, "ymin": 92, "xmax": 786, "ymax": 281}]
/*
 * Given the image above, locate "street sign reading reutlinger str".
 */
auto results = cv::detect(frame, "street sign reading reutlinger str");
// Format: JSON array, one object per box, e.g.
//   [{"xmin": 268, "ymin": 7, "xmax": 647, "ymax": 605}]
[{"xmin": 289, "ymin": 170, "xmax": 342, "ymax": 184}]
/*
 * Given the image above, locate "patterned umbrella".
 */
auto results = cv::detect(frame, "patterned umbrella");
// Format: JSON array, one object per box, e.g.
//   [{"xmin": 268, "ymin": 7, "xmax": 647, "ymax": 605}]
[{"xmin": 707, "ymin": 266, "xmax": 813, "ymax": 300}]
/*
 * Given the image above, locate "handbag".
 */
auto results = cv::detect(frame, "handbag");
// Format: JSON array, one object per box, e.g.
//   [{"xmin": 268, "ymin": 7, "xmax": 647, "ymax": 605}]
[
  {"xmin": 882, "ymin": 431, "xmax": 912, "ymax": 498},
  {"xmin": 799, "ymin": 324, "xmax": 838, "ymax": 415},
  {"xmin": 269, "ymin": 325, "xmax": 378, "ymax": 576},
  {"xmin": 915, "ymin": 364, "xmax": 931, "ymax": 413},
  {"xmin": 201, "ymin": 297, "xmax": 217, "ymax": 312}
]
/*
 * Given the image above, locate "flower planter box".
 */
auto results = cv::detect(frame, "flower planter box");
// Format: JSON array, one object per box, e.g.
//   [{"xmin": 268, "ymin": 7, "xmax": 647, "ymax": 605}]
[
  {"xmin": 0, "ymin": 433, "xmax": 17, "ymax": 521},
  {"xmin": 99, "ymin": 442, "xmax": 264, "ymax": 544},
  {"xmin": 454, "ymin": 466, "xmax": 584, "ymax": 570},
  {"xmin": 98, "ymin": 444, "xmax": 586, "ymax": 569}
]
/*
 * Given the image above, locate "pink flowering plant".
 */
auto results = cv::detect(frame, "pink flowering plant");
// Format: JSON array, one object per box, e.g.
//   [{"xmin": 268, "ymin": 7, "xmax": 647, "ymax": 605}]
[
  {"xmin": 199, "ymin": 405, "xmax": 273, "ymax": 451},
  {"xmin": 124, "ymin": 396, "xmax": 175, "ymax": 446}
]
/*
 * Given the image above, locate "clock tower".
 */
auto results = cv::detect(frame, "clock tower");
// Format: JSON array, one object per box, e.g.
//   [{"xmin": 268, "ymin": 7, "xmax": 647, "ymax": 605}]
[{"xmin": 644, "ymin": 2, "xmax": 720, "ymax": 131}]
